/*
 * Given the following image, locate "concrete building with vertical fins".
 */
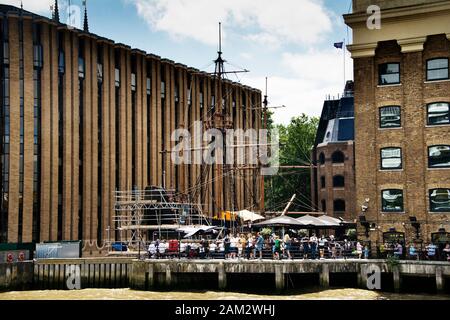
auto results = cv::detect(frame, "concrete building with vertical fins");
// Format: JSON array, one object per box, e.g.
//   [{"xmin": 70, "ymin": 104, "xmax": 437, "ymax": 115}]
[{"xmin": 0, "ymin": 4, "xmax": 262, "ymax": 252}]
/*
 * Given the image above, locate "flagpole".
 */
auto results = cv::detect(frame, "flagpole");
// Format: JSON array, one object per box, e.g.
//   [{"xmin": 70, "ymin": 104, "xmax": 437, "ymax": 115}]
[{"xmin": 343, "ymin": 38, "xmax": 346, "ymax": 86}]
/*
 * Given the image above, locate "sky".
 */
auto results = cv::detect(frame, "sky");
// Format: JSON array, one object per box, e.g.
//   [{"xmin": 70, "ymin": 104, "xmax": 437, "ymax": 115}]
[{"xmin": 3, "ymin": 0, "xmax": 354, "ymax": 125}]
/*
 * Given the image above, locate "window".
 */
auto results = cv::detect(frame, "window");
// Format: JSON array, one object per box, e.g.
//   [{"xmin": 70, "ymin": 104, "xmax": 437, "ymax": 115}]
[
  {"xmin": 379, "ymin": 63, "xmax": 400, "ymax": 85},
  {"xmin": 146, "ymin": 77, "xmax": 151, "ymax": 95},
  {"xmin": 429, "ymin": 145, "xmax": 450, "ymax": 168},
  {"xmin": 334, "ymin": 199, "xmax": 345, "ymax": 212},
  {"xmin": 58, "ymin": 51, "xmax": 65, "ymax": 74},
  {"xmin": 427, "ymin": 58, "xmax": 449, "ymax": 81},
  {"xmin": 332, "ymin": 151, "xmax": 345, "ymax": 163},
  {"xmin": 131, "ymin": 73, "xmax": 136, "ymax": 91},
  {"xmin": 320, "ymin": 176, "xmax": 326, "ymax": 189},
  {"xmin": 161, "ymin": 81, "xmax": 166, "ymax": 99},
  {"xmin": 381, "ymin": 147, "xmax": 402, "ymax": 170},
  {"xmin": 380, "ymin": 106, "xmax": 401, "ymax": 128},
  {"xmin": 333, "ymin": 175, "xmax": 345, "ymax": 188},
  {"xmin": 78, "ymin": 57, "xmax": 85, "ymax": 79},
  {"xmin": 319, "ymin": 153, "xmax": 325, "ymax": 165},
  {"xmin": 97, "ymin": 63, "xmax": 103, "ymax": 83},
  {"xmin": 321, "ymin": 200, "xmax": 326, "ymax": 212},
  {"xmin": 429, "ymin": 189, "xmax": 450, "ymax": 212},
  {"xmin": 33, "ymin": 45, "xmax": 43, "ymax": 68},
  {"xmin": 382, "ymin": 189, "xmax": 404, "ymax": 212},
  {"xmin": 427, "ymin": 102, "xmax": 450, "ymax": 125},
  {"xmin": 115, "ymin": 68, "xmax": 120, "ymax": 87}
]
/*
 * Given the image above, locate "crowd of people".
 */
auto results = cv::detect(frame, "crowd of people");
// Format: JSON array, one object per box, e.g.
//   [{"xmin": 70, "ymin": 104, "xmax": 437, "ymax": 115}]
[
  {"xmin": 146, "ymin": 232, "xmax": 375, "ymax": 260},
  {"xmin": 145, "ymin": 232, "xmax": 450, "ymax": 262},
  {"xmin": 379, "ymin": 241, "xmax": 450, "ymax": 261}
]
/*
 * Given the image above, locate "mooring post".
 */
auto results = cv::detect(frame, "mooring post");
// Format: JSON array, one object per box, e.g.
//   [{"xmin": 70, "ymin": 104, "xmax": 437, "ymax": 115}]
[
  {"xmin": 320, "ymin": 264, "xmax": 330, "ymax": 288},
  {"xmin": 436, "ymin": 266, "xmax": 444, "ymax": 294},
  {"xmin": 393, "ymin": 266, "xmax": 401, "ymax": 293},
  {"xmin": 165, "ymin": 265, "xmax": 172, "ymax": 287},
  {"xmin": 148, "ymin": 264, "xmax": 154, "ymax": 288},
  {"xmin": 218, "ymin": 262, "xmax": 227, "ymax": 290},
  {"xmin": 358, "ymin": 264, "xmax": 368, "ymax": 289},
  {"xmin": 275, "ymin": 265, "xmax": 284, "ymax": 292}
]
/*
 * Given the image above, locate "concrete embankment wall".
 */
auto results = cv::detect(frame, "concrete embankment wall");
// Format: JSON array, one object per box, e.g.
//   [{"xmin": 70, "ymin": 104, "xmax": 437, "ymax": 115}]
[{"xmin": 0, "ymin": 259, "xmax": 449, "ymax": 294}]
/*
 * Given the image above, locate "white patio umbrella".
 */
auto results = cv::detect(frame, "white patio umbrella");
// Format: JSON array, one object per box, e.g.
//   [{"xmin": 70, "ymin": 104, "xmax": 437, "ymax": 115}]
[{"xmin": 233, "ymin": 210, "xmax": 265, "ymax": 223}]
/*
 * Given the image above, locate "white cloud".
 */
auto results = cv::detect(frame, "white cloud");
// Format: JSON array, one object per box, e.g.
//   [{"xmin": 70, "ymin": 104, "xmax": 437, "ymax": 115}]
[
  {"xmin": 2, "ymin": 0, "xmax": 53, "ymax": 14},
  {"xmin": 241, "ymin": 49, "xmax": 354, "ymax": 125},
  {"xmin": 129, "ymin": 0, "xmax": 333, "ymax": 47}
]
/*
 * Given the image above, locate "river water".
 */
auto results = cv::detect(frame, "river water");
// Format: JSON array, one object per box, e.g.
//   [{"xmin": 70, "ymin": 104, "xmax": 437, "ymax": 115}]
[{"xmin": 0, "ymin": 288, "xmax": 449, "ymax": 300}]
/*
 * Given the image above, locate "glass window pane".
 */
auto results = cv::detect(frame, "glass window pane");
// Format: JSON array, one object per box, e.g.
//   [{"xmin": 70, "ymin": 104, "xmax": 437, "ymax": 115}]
[
  {"xmin": 428, "ymin": 103, "xmax": 450, "ymax": 125},
  {"xmin": 430, "ymin": 189, "xmax": 450, "ymax": 212},
  {"xmin": 379, "ymin": 63, "xmax": 400, "ymax": 85},
  {"xmin": 429, "ymin": 145, "xmax": 450, "ymax": 168},
  {"xmin": 381, "ymin": 148, "xmax": 402, "ymax": 169},
  {"xmin": 380, "ymin": 106, "xmax": 401, "ymax": 128},
  {"xmin": 428, "ymin": 69, "xmax": 449, "ymax": 81},
  {"xmin": 428, "ymin": 59, "xmax": 448, "ymax": 70},
  {"xmin": 382, "ymin": 190, "xmax": 403, "ymax": 212}
]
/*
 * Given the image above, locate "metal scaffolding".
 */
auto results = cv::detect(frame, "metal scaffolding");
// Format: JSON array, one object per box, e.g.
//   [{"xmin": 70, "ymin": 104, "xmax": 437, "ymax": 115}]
[{"xmin": 111, "ymin": 187, "xmax": 210, "ymax": 249}]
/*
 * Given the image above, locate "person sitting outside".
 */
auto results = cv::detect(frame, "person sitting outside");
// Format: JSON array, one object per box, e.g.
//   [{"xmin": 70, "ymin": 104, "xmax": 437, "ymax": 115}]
[
  {"xmin": 426, "ymin": 242, "xmax": 437, "ymax": 261},
  {"xmin": 408, "ymin": 243, "xmax": 418, "ymax": 260},
  {"xmin": 443, "ymin": 243, "xmax": 450, "ymax": 262},
  {"xmin": 158, "ymin": 240, "xmax": 168, "ymax": 258},
  {"xmin": 393, "ymin": 242, "xmax": 403, "ymax": 259},
  {"xmin": 148, "ymin": 242, "xmax": 157, "ymax": 259}
]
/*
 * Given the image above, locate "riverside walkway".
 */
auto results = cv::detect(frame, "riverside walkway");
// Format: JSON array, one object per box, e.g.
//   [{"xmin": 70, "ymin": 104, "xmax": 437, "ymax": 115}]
[{"xmin": 1, "ymin": 258, "xmax": 448, "ymax": 294}]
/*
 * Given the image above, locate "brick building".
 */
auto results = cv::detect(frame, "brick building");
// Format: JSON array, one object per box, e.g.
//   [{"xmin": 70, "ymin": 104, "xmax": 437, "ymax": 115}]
[
  {"xmin": 0, "ymin": 3, "xmax": 262, "ymax": 248},
  {"xmin": 311, "ymin": 81, "xmax": 356, "ymax": 222},
  {"xmin": 345, "ymin": 0, "xmax": 450, "ymax": 247}
]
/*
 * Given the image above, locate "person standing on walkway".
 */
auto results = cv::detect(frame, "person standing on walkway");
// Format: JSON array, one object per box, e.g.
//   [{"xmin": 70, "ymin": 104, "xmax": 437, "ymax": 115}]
[
  {"xmin": 283, "ymin": 233, "xmax": 293, "ymax": 259},
  {"xmin": 256, "ymin": 232, "xmax": 264, "ymax": 260},
  {"xmin": 302, "ymin": 237, "xmax": 310, "ymax": 259},
  {"xmin": 426, "ymin": 242, "xmax": 437, "ymax": 260},
  {"xmin": 223, "ymin": 233, "xmax": 231, "ymax": 260},
  {"xmin": 356, "ymin": 242, "xmax": 363, "ymax": 259},
  {"xmin": 273, "ymin": 236, "xmax": 282, "ymax": 260},
  {"xmin": 310, "ymin": 234, "xmax": 318, "ymax": 260}
]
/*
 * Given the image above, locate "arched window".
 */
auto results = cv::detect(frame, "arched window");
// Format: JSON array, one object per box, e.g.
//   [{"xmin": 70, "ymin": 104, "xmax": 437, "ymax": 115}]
[
  {"xmin": 332, "ymin": 151, "xmax": 345, "ymax": 164},
  {"xmin": 334, "ymin": 199, "xmax": 345, "ymax": 212},
  {"xmin": 319, "ymin": 153, "xmax": 325, "ymax": 165},
  {"xmin": 333, "ymin": 175, "xmax": 345, "ymax": 188}
]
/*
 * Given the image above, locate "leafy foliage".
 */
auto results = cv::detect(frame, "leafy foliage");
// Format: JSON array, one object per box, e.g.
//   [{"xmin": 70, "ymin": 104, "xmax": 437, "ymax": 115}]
[{"xmin": 264, "ymin": 114, "xmax": 319, "ymax": 213}]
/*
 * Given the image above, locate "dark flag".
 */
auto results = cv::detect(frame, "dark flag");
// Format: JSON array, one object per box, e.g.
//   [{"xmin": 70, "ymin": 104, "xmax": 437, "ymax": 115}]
[{"xmin": 334, "ymin": 42, "xmax": 344, "ymax": 49}]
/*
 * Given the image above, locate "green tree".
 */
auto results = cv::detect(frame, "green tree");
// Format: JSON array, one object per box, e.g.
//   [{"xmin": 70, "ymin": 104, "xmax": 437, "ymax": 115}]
[{"xmin": 264, "ymin": 114, "xmax": 319, "ymax": 214}]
